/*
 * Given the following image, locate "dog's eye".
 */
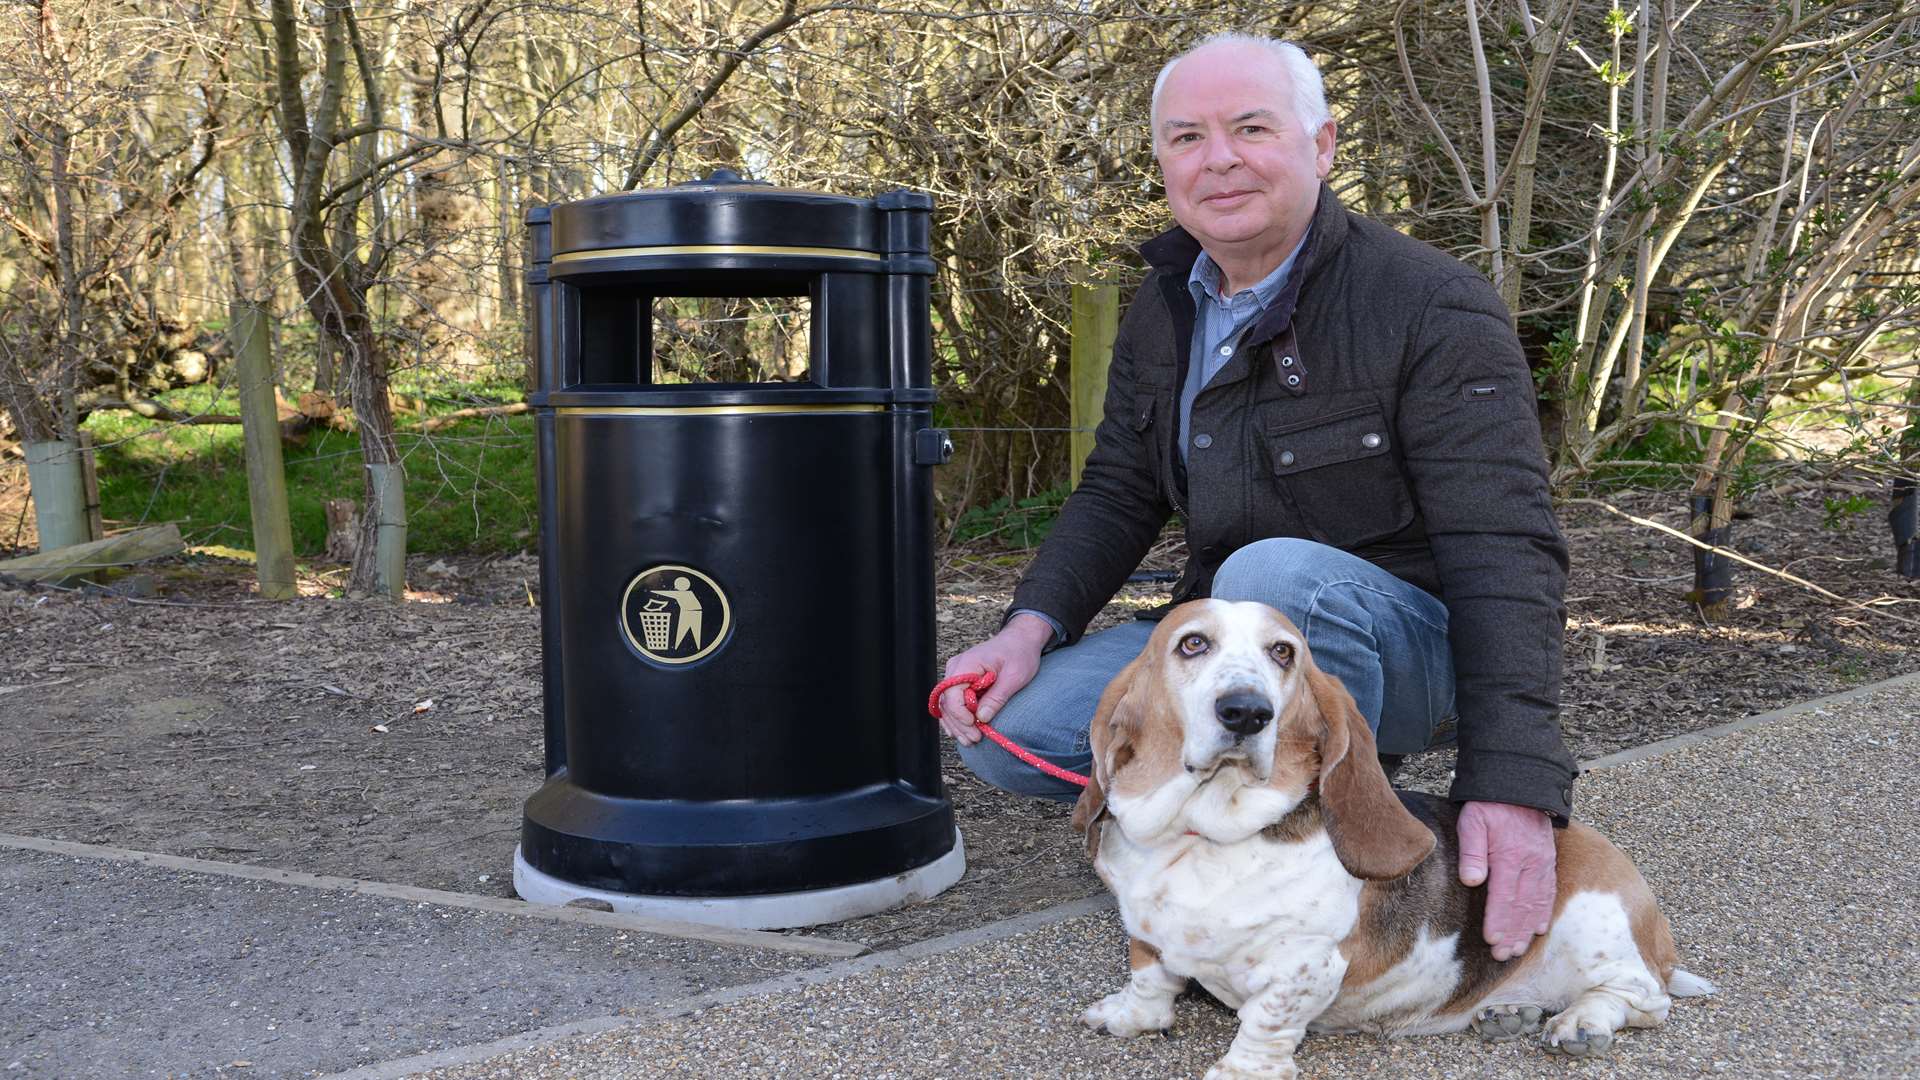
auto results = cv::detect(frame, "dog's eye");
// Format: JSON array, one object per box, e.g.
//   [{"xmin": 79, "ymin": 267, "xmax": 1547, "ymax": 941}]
[
  {"xmin": 1269, "ymin": 642, "xmax": 1295, "ymax": 666},
  {"xmin": 1178, "ymin": 633, "xmax": 1209, "ymax": 657}
]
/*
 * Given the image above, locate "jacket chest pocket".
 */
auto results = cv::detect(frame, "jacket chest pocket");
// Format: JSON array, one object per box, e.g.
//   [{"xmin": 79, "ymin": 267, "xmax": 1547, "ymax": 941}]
[
  {"xmin": 1134, "ymin": 387, "xmax": 1175, "ymax": 501},
  {"xmin": 1263, "ymin": 404, "xmax": 1413, "ymax": 548}
]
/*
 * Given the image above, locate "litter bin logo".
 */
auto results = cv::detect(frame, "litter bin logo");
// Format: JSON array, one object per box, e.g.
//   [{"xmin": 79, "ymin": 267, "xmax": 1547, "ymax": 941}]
[{"xmin": 620, "ymin": 565, "xmax": 732, "ymax": 665}]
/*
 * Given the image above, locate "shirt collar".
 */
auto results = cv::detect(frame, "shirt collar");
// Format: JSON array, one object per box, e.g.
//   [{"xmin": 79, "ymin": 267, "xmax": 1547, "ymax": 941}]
[{"xmin": 1186, "ymin": 227, "xmax": 1311, "ymax": 310}]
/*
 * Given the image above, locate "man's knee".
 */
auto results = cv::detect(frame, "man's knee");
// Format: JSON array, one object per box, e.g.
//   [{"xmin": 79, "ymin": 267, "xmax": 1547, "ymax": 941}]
[
  {"xmin": 1213, "ymin": 538, "xmax": 1360, "ymax": 617},
  {"xmin": 956, "ymin": 736, "xmax": 1086, "ymax": 802}
]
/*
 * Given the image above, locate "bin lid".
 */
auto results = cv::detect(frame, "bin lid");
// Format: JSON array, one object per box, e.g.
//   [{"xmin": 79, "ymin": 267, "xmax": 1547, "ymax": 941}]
[{"xmin": 550, "ymin": 170, "xmax": 923, "ymax": 261}]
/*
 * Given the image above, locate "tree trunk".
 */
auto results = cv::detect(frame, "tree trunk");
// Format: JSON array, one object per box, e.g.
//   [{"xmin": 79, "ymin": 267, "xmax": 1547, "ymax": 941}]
[
  {"xmin": 1895, "ymin": 375, "xmax": 1920, "ymax": 578},
  {"xmin": 342, "ymin": 310, "xmax": 405, "ymax": 598},
  {"xmin": 268, "ymin": 0, "xmax": 406, "ymax": 599},
  {"xmin": 405, "ymin": 51, "xmax": 489, "ymax": 375},
  {"xmin": 496, "ymin": 156, "xmax": 520, "ymax": 324},
  {"xmin": 1687, "ymin": 389, "xmax": 1747, "ymax": 620}
]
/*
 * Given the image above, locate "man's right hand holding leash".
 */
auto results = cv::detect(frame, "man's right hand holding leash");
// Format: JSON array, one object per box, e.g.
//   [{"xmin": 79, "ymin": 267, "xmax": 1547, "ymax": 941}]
[{"xmin": 934, "ymin": 612, "xmax": 1054, "ymax": 744}]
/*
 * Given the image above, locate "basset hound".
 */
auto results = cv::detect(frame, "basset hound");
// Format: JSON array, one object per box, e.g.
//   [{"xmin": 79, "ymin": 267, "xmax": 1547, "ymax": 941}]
[{"xmin": 1072, "ymin": 599, "xmax": 1711, "ymax": 1079}]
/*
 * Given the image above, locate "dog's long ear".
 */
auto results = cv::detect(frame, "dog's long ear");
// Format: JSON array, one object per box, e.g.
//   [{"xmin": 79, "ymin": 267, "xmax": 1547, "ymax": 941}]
[
  {"xmin": 1072, "ymin": 654, "xmax": 1143, "ymax": 859},
  {"xmin": 1309, "ymin": 667, "xmax": 1434, "ymax": 881}
]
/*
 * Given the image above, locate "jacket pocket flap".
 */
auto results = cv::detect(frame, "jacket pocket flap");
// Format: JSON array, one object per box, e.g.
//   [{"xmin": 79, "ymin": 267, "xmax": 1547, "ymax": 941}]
[
  {"xmin": 1131, "ymin": 391, "xmax": 1158, "ymax": 431},
  {"xmin": 1265, "ymin": 405, "xmax": 1391, "ymax": 476}
]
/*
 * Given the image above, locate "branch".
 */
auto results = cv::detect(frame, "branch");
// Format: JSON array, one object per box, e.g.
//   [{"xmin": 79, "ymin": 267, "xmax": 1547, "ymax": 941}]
[
  {"xmin": 623, "ymin": 0, "xmax": 844, "ymax": 189},
  {"xmin": 1566, "ymin": 498, "xmax": 1920, "ymax": 627},
  {"xmin": 75, "ymin": 397, "xmax": 242, "ymax": 425},
  {"xmin": 1392, "ymin": 0, "xmax": 1479, "ymax": 204},
  {"xmin": 319, "ymin": 136, "xmax": 460, "ymax": 212},
  {"xmin": 414, "ymin": 402, "xmax": 531, "ymax": 431},
  {"xmin": 1462, "ymin": 0, "xmax": 1504, "ymax": 287},
  {"xmin": 266, "ymin": 0, "xmax": 312, "ymax": 168}
]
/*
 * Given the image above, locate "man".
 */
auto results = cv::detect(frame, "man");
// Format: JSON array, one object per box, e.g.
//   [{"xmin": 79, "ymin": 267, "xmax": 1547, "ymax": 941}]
[{"xmin": 935, "ymin": 34, "xmax": 1576, "ymax": 962}]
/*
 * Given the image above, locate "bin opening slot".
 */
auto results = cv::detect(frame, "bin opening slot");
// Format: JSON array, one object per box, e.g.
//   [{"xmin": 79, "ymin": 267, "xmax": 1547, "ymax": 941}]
[{"xmin": 572, "ymin": 277, "xmax": 815, "ymax": 387}]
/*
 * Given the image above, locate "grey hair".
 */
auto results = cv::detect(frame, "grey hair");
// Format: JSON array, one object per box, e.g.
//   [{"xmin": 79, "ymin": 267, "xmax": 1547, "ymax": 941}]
[{"xmin": 1149, "ymin": 34, "xmax": 1331, "ymax": 143}]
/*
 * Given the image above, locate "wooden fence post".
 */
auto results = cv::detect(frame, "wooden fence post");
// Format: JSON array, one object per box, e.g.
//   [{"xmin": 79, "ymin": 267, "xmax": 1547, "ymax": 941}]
[
  {"xmin": 78, "ymin": 430, "xmax": 103, "ymax": 541},
  {"xmin": 232, "ymin": 300, "xmax": 298, "ymax": 599},
  {"xmin": 1070, "ymin": 283, "xmax": 1120, "ymax": 488}
]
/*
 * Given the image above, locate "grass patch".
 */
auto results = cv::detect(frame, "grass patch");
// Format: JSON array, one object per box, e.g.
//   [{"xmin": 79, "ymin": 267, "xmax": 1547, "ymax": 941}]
[
  {"xmin": 89, "ymin": 382, "xmax": 536, "ymax": 556},
  {"xmin": 950, "ymin": 487, "xmax": 1069, "ymax": 548}
]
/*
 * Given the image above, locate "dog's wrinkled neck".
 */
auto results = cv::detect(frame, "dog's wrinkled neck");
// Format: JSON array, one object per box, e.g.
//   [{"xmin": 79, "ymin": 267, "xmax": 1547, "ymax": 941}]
[{"xmin": 1258, "ymin": 787, "xmax": 1323, "ymax": 843}]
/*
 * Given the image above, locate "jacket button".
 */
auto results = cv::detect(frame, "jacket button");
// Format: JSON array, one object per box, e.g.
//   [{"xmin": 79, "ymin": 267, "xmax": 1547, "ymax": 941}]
[
  {"xmin": 1192, "ymin": 433, "xmax": 1213, "ymax": 449},
  {"xmin": 1362, "ymin": 432, "xmax": 1382, "ymax": 449},
  {"xmin": 1285, "ymin": 373, "xmax": 1302, "ymax": 387},
  {"xmin": 1279, "ymin": 450, "xmax": 1296, "ymax": 467},
  {"xmin": 1280, "ymin": 355, "xmax": 1295, "ymax": 367}
]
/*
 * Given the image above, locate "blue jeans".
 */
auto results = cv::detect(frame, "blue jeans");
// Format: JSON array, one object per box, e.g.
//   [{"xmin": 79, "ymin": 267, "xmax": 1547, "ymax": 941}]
[{"xmin": 957, "ymin": 538, "xmax": 1456, "ymax": 800}]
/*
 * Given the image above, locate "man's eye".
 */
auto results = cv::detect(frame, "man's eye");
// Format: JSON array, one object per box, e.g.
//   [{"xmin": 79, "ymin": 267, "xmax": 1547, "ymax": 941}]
[
  {"xmin": 1178, "ymin": 633, "xmax": 1209, "ymax": 657},
  {"xmin": 1269, "ymin": 642, "xmax": 1295, "ymax": 667}
]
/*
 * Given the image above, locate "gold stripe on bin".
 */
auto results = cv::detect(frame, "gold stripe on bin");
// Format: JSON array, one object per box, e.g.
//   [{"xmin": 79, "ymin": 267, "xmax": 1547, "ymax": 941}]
[
  {"xmin": 551, "ymin": 244, "xmax": 883, "ymax": 265},
  {"xmin": 554, "ymin": 404, "xmax": 886, "ymax": 416}
]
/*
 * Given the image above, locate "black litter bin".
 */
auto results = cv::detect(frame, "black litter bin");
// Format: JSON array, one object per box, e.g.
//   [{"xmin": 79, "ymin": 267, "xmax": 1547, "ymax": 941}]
[{"xmin": 512, "ymin": 171, "xmax": 964, "ymax": 929}]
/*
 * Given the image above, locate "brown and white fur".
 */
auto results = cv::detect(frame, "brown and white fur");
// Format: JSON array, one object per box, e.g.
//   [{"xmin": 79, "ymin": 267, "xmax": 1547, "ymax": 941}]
[{"xmin": 1072, "ymin": 599, "xmax": 1711, "ymax": 1080}]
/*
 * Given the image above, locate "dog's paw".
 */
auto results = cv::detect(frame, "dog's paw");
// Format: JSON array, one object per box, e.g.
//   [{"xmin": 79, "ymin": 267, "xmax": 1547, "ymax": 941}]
[
  {"xmin": 1082, "ymin": 988, "xmax": 1174, "ymax": 1037},
  {"xmin": 1471, "ymin": 1004, "xmax": 1545, "ymax": 1041},
  {"xmin": 1202, "ymin": 1056, "xmax": 1299, "ymax": 1080},
  {"xmin": 1541, "ymin": 1017, "xmax": 1616, "ymax": 1058}
]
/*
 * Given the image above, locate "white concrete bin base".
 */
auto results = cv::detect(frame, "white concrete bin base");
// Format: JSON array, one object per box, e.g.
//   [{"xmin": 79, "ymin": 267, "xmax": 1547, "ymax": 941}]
[{"xmin": 513, "ymin": 830, "xmax": 966, "ymax": 931}]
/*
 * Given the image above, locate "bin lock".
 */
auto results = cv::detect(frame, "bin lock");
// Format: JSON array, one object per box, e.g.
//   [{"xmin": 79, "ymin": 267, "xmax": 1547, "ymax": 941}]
[{"xmin": 914, "ymin": 429, "xmax": 954, "ymax": 466}]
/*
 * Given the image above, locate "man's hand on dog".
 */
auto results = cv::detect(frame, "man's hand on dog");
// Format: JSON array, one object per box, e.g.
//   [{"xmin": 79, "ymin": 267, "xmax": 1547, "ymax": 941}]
[
  {"xmin": 936, "ymin": 614, "xmax": 1054, "ymax": 744},
  {"xmin": 1458, "ymin": 800, "xmax": 1557, "ymax": 961}
]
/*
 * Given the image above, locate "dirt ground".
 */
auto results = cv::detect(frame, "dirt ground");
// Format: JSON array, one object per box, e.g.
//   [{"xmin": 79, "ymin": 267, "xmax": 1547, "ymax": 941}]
[{"xmin": 3, "ymin": 481, "xmax": 1917, "ymax": 950}]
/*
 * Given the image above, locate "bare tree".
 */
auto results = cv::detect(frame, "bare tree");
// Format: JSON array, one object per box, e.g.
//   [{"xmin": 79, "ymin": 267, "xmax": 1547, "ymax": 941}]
[
  {"xmin": 0, "ymin": 0, "xmax": 227, "ymax": 547},
  {"xmin": 5, "ymin": 0, "xmax": 1912, "ymax": 592},
  {"xmin": 265, "ymin": 0, "xmax": 414, "ymax": 596}
]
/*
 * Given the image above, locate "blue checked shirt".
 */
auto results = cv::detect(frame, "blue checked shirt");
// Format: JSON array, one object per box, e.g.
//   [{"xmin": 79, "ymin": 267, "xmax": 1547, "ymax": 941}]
[
  {"xmin": 1012, "ymin": 231, "xmax": 1308, "ymax": 646},
  {"xmin": 1179, "ymin": 234, "xmax": 1307, "ymax": 463}
]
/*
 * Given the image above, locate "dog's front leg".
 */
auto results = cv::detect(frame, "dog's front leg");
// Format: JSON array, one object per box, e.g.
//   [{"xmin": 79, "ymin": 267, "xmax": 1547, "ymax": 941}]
[
  {"xmin": 1083, "ymin": 937, "xmax": 1185, "ymax": 1037},
  {"xmin": 1204, "ymin": 947, "xmax": 1346, "ymax": 1080}
]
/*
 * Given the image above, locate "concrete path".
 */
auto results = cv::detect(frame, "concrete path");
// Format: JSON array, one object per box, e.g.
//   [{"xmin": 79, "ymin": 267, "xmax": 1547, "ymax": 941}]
[
  {"xmin": 0, "ymin": 848, "xmax": 829, "ymax": 1078},
  {"xmin": 405, "ymin": 675, "xmax": 1920, "ymax": 1080},
  {"xmin": 5, "ymin": 675, "xmax": 1918, "ymax": 1079}
]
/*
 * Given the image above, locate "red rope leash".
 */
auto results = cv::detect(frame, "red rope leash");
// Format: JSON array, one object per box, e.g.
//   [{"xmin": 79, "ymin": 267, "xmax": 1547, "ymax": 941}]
[{"xmin": 927, "ymin": 671, "xmax": 1090, "ymax": 788}]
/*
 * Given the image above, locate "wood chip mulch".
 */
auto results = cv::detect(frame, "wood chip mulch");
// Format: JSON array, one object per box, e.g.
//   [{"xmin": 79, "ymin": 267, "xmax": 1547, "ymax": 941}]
[{"xmin": 1, "ymin": 482, "xmax": 1915, "ymax": 951}]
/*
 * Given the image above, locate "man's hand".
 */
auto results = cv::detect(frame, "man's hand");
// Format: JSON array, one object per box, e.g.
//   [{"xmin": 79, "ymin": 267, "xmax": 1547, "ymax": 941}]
[
  {"xmin": 935, "ymin": 614, "xmax": 1054, "ymax": 744},
  {"xmin": 1457, "ymin": 801, "xmax": 1557, "ymax": 962}
]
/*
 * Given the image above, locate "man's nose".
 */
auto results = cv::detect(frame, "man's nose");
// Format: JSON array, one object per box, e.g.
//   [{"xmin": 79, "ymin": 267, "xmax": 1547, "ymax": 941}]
[
  {"xmin": 1201, "ymin": 133, "xmax": 1241, "ymax": 171},
  {"xmin": 1215, "ymin": 691, "xmax": 1273, "ymax": 736}
]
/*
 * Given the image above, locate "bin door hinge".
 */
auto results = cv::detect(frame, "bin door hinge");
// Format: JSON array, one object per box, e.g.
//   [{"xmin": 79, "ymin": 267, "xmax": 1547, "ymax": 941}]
[{"xmin": 914, "ymin": 429, "xmax": 954, "ymax": 466}]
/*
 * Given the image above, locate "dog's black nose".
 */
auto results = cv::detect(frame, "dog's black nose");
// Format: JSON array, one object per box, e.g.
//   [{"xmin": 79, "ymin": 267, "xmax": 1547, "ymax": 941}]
[{"xmin": 1215, "ymin": 691, "xmax": 1273, "ymax": 736}]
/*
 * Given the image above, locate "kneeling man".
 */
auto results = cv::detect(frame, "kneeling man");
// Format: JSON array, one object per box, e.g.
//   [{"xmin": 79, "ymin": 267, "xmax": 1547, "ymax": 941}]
[{"xmin": 934, "ymin": 33, "xmax": 1575, "ymax": 963}]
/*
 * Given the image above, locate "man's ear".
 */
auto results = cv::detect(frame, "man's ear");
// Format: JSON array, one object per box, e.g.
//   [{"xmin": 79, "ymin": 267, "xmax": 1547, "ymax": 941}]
[
  {"xmin": 1072, "ymin": 655, "xmax": 1143, "ymax": 859},
  {"xmin": 1313, "ymin": 118, "xmax": 1338, "ymax": 177},
  {"xmin": 1308, "ymin": 666, "xmax": 1433, "ymax": 880}
]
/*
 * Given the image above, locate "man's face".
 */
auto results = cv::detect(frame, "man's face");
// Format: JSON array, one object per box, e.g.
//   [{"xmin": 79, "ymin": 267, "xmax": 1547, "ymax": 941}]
[{"xmin": 1154, "ymin": 47, "xmax": 1335, "ymax": 262}]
